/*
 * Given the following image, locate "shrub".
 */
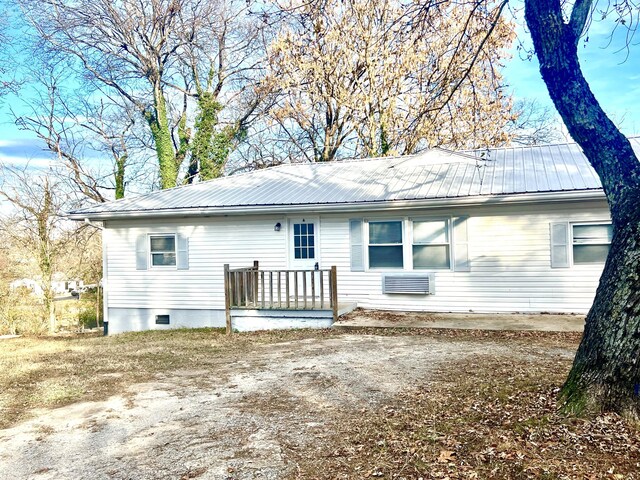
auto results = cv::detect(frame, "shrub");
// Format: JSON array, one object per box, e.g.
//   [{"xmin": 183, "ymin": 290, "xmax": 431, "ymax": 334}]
[{"xmin": 0, "ymin": 287, "xmax": 47, "ymax": 335}]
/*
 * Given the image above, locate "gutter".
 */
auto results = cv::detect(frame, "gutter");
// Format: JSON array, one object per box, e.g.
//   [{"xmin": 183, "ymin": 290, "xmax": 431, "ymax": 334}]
[{"xmin": 68, "ymin": 189, "xmax": 606, "ymax": 221}]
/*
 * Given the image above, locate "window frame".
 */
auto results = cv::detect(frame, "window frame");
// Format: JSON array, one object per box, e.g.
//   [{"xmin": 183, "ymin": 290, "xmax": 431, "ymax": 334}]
[
  {"xmin": 570, "ymin": 222, "xmax": 612, "ymax": 265},
  {"xmin": 148, "ymin": 233, "xmax": 177, "ymax": 268},
  {"xmin": 364, "ymin": 217, "xmax": 453, "ymax": 271},
  {"xmin": 366, "ymin": 219, "xmax": 405, "ymax": 270},
  {"xmin": 292, "ymin": 222, "xmax": 316, "ymax": 260},
  {"xmin": 410, "ymin": 217, "xmax": 452, "ymax": 270}
]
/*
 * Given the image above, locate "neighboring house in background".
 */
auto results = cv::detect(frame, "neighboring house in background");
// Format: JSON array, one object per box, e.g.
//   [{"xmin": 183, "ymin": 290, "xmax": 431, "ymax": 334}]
[
  {"xmin": 10, "ymin": 275, "xmax": 84, "ymax": 297},
  {"xmin": 69, "ymin": 139, "xmax": 638, "ymax": 335},
  {"xmin": 10, "ymin": 278, "xmax": 44, "ymax": 296}
]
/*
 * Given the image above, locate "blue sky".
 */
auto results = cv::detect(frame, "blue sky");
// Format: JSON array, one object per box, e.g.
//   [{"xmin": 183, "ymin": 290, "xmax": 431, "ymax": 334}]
[
  {"xmin": 1, "ymin": 7, "xmax": 639, "ymax": 167},
  {"xmin": 504, "ymin": 9, "xmax": 640, "ymax": 137}
]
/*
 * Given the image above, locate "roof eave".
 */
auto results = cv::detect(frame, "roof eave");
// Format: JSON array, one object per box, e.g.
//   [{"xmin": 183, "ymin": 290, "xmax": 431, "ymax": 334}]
[{"xmin": 67, "ymin": 189, "xmax": 606, "ymax": 221}]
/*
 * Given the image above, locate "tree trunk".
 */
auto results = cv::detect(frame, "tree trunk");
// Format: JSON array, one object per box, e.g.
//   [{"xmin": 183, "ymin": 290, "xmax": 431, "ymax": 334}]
[
  {"xmin": 146, "ymin": 85, "xmax": 178, "ymax": 189},
  {"xmin": 45, "ymin": 288, "xmax": 55, "ymax": 334},
  {"xmin": 525, "ymin": 0, "xmax": 640, "ymax": 418},
  {"xmin": 115, "ymin": 154, "xmax": 126, "ymax": 199}
]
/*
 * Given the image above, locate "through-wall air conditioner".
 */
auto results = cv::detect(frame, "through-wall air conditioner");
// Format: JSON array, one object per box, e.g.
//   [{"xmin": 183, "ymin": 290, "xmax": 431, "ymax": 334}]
[{"xmin": 382, "ymin": 273, "xmax": 435, "ymax": 295}]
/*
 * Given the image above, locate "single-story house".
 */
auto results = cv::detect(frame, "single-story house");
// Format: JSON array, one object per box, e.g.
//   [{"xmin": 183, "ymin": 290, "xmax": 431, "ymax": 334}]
[{"xmin": 69, "ymin": 139, "xmax": 639, "ymax": 334}]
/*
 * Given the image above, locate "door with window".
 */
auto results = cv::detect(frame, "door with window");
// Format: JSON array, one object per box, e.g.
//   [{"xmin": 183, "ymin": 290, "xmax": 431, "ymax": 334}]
[{"xmin": 289, "ymin": 218, "xmax": 319, "ymax": 270}]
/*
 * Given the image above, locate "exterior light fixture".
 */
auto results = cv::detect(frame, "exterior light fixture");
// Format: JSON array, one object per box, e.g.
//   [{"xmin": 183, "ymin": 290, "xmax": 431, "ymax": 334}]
[{"xmin": 274, "ymin": 222, "xmax": 282, "ymax": 232}]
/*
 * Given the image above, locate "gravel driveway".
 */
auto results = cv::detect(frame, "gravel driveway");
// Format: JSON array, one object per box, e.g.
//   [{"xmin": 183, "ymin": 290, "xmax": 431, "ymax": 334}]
[{"xmin": 0, "ymin": 333, "xmax": 572, "ymax": 480}]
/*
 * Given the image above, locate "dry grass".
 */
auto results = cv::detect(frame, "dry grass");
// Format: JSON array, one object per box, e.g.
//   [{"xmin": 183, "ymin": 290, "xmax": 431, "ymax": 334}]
[
  {"xmin": 1, "ymin": 328, "xmax": 639, "ymax": 479},
  {"xmin": 290, "ymin": 333, "xmax": 640, "ymax": 479},
  {"xmin": 0, "ymin": 327, "xmax": 342, "ymax": 429}
]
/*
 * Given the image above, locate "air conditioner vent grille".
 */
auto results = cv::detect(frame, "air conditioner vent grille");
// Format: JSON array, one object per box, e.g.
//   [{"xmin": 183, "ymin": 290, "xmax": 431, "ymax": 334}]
[{"xmin": 382, "ymin": 274, "xmax": 435, "ymax": 295}]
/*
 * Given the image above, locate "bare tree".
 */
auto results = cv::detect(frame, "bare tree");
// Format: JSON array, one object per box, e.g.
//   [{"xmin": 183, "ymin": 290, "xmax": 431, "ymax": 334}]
[
  {"xmin": 19, "ymin": 0, "xmax": 269, "ymax": 189},
  {"xmin": 0, "ymin": 167, "xmax": 75, "ymax": 333},
  {"xmin": 174, "ymin": 0, "xmax": 271, "ymax": 182},
  {"xmin": 265, "ymin": 0, "xmax": 514, "ymax": 162},
  {"xmin": 507, "ymin": 98, "xmax": 562, "ymax": 146},
  {"xmin": 0, "ymin": 3, "xmax": 21, "ymax": 98},
  {"xmin": 13, "ymin": 61, "xmax": 151, "ymax": 201},
  {"xmin": 522, "ymin": 0, "xmax": 640, "ymax": 417}
]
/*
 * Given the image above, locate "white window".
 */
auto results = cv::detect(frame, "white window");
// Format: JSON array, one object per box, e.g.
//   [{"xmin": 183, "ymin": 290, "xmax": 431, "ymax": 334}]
[
  {"xmin": 149, "ymin": 234, "xmax": 177, "ymax": 267},
  {"xmin": 368, "ymin": 220, "xmax": 404, "ymax": 269},
  {"xmin": 412, "ymin": 219, "xmax": 451, "ymax": 269},
  {"xmin": 366, "ymin": 218, "xmax": 452, "ymax": 270},
  {"xmin": 572, "ymin": 223, "xmax": 612, "ymax": 264}
]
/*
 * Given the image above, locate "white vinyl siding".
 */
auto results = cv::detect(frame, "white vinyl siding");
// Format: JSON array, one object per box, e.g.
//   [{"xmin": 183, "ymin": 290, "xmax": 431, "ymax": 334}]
[
  {"xmin": 319, "ymin": 200, "xmax": 609, "ymax": 314},
  {"xmin": 104, "ymin": 216, "xmax": 287, "ymax": 310},
  {"xmin": 103, "ymin": 200, "xmax": 610, "ymax": 325}
]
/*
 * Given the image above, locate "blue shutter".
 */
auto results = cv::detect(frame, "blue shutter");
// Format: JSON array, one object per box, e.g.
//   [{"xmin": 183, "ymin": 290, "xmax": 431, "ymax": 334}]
[
  {"xmin": 453, "ymin": 216, "xmax": 470, "ymax": 272},
  {"xmin": 349, "ymin": 219, "xmax": 365, "ymax": 272},
  {"xmin": 177, "ymin": 234, "xmax": 189, "ymax": 270},
  {"xmin": 550, "ymin": 222, "xmax": 570, "ymax": 268},
  {"xmin": 135, "ymin": 234, "xmax": 148, "ymax": 270}
]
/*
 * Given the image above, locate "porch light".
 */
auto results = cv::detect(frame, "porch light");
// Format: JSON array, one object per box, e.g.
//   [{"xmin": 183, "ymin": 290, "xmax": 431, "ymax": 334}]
[{"xmin": 274, "ymin": 222, "xmax": 282, "ymax": 232}]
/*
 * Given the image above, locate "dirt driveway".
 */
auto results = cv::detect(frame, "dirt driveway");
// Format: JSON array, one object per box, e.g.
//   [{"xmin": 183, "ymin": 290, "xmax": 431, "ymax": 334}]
[{"xmin": 0, "ymin": 332, "xmax": 575, "ymax": 480}]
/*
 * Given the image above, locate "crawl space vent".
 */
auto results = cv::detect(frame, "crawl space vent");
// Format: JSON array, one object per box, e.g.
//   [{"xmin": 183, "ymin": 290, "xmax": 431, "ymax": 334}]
[{"xmin": 155, "ymin": 314, "xmax": 170, "ymax": 325}]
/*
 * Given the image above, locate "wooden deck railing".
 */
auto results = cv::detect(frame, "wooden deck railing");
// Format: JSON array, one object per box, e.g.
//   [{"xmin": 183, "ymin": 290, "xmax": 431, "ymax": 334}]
[{"xmin": 223, "ymin": 261, "xmax": 338, "ymax": 333}]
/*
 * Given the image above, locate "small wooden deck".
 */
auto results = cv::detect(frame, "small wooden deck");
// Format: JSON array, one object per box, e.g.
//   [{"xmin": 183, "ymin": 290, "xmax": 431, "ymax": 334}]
[{"xmin": 223, "ymin": 261, "xmax": 342, "ymax": 333}]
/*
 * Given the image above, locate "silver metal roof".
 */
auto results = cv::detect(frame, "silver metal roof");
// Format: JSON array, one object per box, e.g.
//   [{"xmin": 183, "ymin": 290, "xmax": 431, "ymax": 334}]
[{"xmin": 71, "ymin": 139, "xmax": 639, "ymax": 219}]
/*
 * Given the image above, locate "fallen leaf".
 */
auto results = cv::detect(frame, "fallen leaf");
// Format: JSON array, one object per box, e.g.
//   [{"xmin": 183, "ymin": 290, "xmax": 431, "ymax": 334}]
[{"xmin": 438, "ymin": 450, "xmax": 456, "ymax": 462}]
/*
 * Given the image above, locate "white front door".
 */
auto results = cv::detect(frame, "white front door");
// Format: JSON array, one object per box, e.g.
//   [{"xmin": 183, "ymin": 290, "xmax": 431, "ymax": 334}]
[{"xmin": 288, "ymin": 217, "xmax": 319, "ymax": 270}]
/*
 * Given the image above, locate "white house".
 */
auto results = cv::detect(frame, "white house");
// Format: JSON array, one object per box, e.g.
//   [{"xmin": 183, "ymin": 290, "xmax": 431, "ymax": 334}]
[
  {"xmin": 69, "ymin": 140, "xmax": 637, "ymax": 334},
  {"xmin": 10, "ymin": 274, "xmax": 82, "ymax": 297}
]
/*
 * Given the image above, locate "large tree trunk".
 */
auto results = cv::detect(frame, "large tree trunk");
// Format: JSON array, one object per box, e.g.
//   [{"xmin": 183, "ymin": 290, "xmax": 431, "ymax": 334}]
[{"xmin": 525, "ymin": 0, "xmax": 640, "ymax": 418}]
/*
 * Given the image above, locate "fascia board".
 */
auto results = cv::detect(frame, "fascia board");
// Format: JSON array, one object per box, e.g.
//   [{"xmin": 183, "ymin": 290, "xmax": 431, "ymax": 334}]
[{"xmin": 67, "ymin": 189, "xmax": 606, "ymax": 221}]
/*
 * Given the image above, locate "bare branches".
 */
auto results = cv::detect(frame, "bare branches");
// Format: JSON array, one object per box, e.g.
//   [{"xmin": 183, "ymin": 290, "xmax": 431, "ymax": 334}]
[
  {"xmin": 19, "ymin": 0, "xmax": 270, "ymax": 189},
  {"xmin": 0, "ymin": 166, "xmax": 72, "ymax": 332},
  {"xmin": 506, "ymin": 98, "xmax": 562, "ymax": 146},
  {"xmin": 263, "ymin": 0, "xmax": 515, "ymax": 162}
]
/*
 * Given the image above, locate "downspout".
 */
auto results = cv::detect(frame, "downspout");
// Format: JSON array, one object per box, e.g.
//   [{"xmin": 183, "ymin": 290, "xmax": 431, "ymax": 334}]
[{"xmin": 84, "ymin": 219, "xmax": 109, "ymax": 335}]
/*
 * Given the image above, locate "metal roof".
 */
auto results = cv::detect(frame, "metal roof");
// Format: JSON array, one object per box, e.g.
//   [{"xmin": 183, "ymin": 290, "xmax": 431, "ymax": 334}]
[{"xmin": 70, "ymin": 139, "xmax": 639, "ymax": 219}]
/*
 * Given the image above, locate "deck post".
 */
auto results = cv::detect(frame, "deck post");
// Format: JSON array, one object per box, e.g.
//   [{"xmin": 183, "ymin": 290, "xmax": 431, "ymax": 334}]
[
  {"xmin": 330, "ymin": 266, "xmax": 338, "ymax": 322},
  {"xmin": 223, "ymin": 264, "xmax": 232, "ymax": 335},
  {"xmin": 253, "ymin": 260, "xmax": 259, "ymax": 307}
]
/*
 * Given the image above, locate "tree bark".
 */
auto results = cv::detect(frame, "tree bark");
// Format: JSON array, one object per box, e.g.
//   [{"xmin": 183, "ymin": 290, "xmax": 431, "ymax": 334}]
[
  {"xmin": 525, "ymin": 0, "xmax": 640, "ymax": 417},
  {"xmin": 145, "ymin": 84, "xmax": 179, "ymax": 189}
]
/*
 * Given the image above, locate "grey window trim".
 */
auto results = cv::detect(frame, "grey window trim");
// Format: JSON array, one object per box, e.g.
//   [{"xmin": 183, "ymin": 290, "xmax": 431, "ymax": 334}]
[
  {"xmin": 176, "ymin": 233, "xmax": 189, "ymax": 270},
  {"xmin": 136, "ymin": 233, "xmax": 148, "ymax": 270},
  {"xmin": 452, "ymin": 216, "xmax": 470, "ymax": 272}
]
